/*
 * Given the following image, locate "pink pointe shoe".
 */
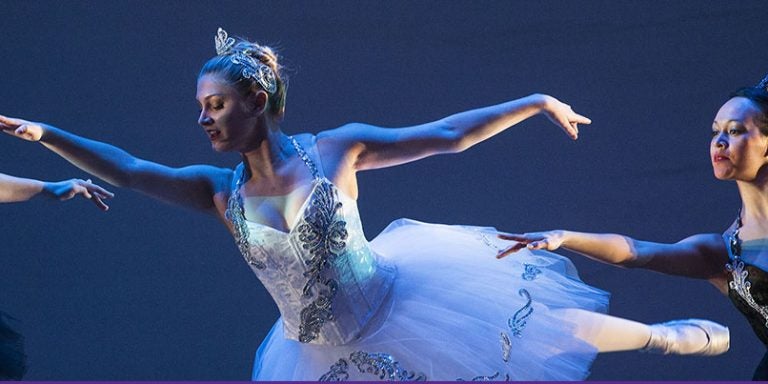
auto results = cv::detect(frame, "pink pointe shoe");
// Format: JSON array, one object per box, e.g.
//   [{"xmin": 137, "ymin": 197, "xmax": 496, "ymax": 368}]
[{"xmin": 641, "ymin": 319, "xmax": 730, "ymax": 356}]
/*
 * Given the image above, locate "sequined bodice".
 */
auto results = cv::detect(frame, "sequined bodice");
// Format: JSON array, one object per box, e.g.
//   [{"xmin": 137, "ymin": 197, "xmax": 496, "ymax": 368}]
[
  {"xmin": 725, "ymin": 234, "xmax": 768, "ymax": 347},
  {"xmin": 226, "ymin": 137, "xmax": 396, "ymax": 346}
]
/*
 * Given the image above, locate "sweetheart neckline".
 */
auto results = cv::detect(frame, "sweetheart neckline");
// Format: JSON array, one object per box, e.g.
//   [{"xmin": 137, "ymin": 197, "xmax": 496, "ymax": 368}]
[{"xmin": 241, "ymin": 177, "xmax": 357, "ymax": 236}]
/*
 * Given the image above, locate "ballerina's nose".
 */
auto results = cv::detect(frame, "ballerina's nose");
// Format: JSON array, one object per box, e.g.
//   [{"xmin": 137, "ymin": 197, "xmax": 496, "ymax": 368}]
[
  {"xmin": 713, "ymin": 132, "xmax": 728, "ymax": 149},
  {"xmin": 198, "ymin": 112, "xmax": 213, "ymax": 126}
]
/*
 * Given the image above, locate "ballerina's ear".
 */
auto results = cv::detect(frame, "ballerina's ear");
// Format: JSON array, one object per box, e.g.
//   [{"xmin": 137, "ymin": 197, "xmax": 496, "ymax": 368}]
[{"xmin": 246, "ymin": 87, "xmax": 269, "ymax": 116}]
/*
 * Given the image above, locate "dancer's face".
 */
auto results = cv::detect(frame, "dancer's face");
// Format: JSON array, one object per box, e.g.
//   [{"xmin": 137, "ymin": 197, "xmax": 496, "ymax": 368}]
[
  {"xmin": 710, "ymin": 97, "xmax": 768, "ymax": 181},
  {"xmin": 196, "ymin": 74, "xmax": 260, "ymax": 152}
]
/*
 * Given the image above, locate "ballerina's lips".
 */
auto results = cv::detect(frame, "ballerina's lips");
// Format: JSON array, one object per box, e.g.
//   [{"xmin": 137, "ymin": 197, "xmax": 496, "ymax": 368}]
[{"xmin": 205, "ymin": 129, "xmax": 221, "ymax": 141}]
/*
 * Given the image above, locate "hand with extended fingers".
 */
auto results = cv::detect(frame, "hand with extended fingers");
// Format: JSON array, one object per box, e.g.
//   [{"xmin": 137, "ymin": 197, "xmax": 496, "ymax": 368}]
[
  {"xmin": 44, "ymin": 179, "xmax": 114, "ymax": 211},
  {"xmin": 538, "ymin": 95, "xmax": 591, "ymax": 140},
  {"xmin": 496, "ymin": 230, "xmax": 566, "ymax": 259},
  {"xmin": 0, "ymin": 114, "xmax": 45, "ymax": 141}
]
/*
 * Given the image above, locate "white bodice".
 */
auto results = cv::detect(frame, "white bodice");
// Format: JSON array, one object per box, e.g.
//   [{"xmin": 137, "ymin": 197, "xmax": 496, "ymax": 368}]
[{"xmin": 226, "ymin": 138, "xmax": 396, "ymax": 345}]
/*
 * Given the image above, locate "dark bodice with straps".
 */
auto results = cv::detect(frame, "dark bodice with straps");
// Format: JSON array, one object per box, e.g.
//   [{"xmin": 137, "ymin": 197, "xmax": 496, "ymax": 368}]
[
  {"xmin": 724, "ymin": 214, "xmax": 768, "ymax": 380},
  {"xmin": 728, "ymin": 261, "xmax": 768, "ymax": 347},
  {"xmin": 724, "ymin": 236, "xmax": 768, "ymax": 347}
]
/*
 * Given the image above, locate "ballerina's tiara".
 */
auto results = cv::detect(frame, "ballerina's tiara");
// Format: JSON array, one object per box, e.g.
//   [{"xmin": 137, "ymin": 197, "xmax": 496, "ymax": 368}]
[{"xmin": 214, "ymin": 28, "xmax": 277, "ymax": 94}]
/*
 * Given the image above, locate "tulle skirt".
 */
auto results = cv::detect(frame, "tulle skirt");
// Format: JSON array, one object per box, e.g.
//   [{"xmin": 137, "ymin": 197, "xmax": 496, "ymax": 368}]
[{"xmin": 253, "ymin": 219, "xmax": 609, "ymax": 381}]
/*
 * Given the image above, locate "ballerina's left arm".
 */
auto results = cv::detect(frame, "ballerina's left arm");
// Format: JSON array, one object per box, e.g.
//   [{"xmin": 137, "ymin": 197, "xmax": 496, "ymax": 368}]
[{"xmin": 319, "ymin": 93, "xmax": 590, "ymax": 171}]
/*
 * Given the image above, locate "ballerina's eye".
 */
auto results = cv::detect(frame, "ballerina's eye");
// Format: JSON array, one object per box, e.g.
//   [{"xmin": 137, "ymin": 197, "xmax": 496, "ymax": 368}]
[{"xmin": 729, "ymin": 128, "xmax": 745, "ymax": 135}]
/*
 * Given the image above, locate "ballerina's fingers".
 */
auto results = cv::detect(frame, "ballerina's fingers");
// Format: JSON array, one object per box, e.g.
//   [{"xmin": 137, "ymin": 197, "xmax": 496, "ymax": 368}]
[
  {"xmin": 0, "ymin": 114, "xmax": 21, "ymax": 128},
  {"xmin": 59, "ymin": 179, "xmax": 114, "ymax": 211},
  {"xmin": 496, "ymin": 242, "xmax": 528, "ymax": 259},
  {"xmin": 496, "ymin": 232, "xmax": 532, "ymax": 259},
  {"xmin": 570, "ymin": 111, "xmax": 592, "ymax": 125},
  {"xmin": 80, "ymin": 179, "xmax": 114, "ymax": 211},
  {"xmin": 89, "ymin": 194, "xmax": 110, "ymax": 211},
  {"xmin": 82, "ymin": 179, "xmax": 115, "ymax": 199},
  {"xmin": 561, "ymin": 109, "xmax": 592, "ymax": 140}
]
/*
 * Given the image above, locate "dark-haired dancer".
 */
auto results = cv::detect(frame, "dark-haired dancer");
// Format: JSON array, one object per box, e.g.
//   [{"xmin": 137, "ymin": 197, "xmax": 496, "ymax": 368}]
[
  {"xmin": 0, "ymin": 174, "xmax": 112, "ymax": 379},
  {"xmin": 499, "ymin": 76, "xmax": 768, "ymax": 380},
  {"xmin": 0, "ymin": 29, "xmax": 729, "ymax": 380}
]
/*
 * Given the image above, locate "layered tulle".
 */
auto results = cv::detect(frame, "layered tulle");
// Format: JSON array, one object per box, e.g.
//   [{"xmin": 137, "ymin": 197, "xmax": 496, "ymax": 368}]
[{"xmin": 253, "ymin": 219, "xmax": 609, "ymax": 381}]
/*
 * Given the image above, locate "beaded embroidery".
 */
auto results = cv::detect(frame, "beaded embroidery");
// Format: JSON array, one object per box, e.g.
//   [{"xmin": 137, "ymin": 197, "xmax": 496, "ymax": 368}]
[
  {"xmin": 226, "ymin": 136, "xmax": 349, "ymax": 343},
  {"xmin": 496, "ymin": 288, "xmax": 534, "ymax": 374},
  {"xmin": 499, "ymin": 332, "xmax": 511, "ymax": 362},
  {"xmin": 289, "ymin": 137, "xmax": 349, "ymax": 343},
  {"xmin": 226, "ymin": 168, "xmax": 266, "ymax": 270},
  {"xmin": 521, "ymin": 264, "xmax": 542, "ymax": 281},
  {"xmin": 214, "ymin": 28, "xmax": 278, "ymax": 94},
  {"xmin": 457, "ymin": 372, "xmax": 511, "ymax": 381},
  {"xmin": 508, "ymin": 289, "xmax": 534, "ymax": 337},
  {"xmin": 318, "ymin": 351, "xmax": 426, "ymax": 381},
  {"xmin": 318, "ymin": 358, "xmax": 350, "ymax": 381},
  {"xmin": 725, "ymin": 210, "xmax": 768, "ymax": 328},
  {"xmin": 319, "ymin": 288, "xmax": 535, "ymax": 381}
]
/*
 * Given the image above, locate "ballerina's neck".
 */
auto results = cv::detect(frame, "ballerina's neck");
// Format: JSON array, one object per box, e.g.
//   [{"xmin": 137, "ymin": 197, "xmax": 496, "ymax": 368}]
[{"xmin": 241, "ymin": 131, "xmax": 298, "ymax": 180}]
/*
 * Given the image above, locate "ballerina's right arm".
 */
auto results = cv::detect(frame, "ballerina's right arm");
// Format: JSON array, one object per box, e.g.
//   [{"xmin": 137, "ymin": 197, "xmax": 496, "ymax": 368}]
[
  {"xmin": 0, "ymin": 115, "xmax": 230, "ymax": 213},
  {"xmin": 497, "ymin": 230, "xmax": 728, "ymax": 282}
]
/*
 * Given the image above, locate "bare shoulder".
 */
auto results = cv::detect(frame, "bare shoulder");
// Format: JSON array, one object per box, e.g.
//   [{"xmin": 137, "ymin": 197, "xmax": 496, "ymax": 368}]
[
  {"xmin": 683, "ymin": 233, "xmax": 730, "ymax": 286},
  {"xmin": 206, "ymin": 165, "xmax": 236, "ymax": 193},
  {"xmin": 316, "ymin": 123, "xmax": 375, "ymax": 146},
  {"xmin": 678, "ymin": 233, "xmax": 728, "ymax": 255},
  {"xmin": 641, "ymin": 232, "xmax": 728, "ymax": 280},
  {"xmin": 684, "ymin": 233, "xmax": 732, "ymax": 293},
  {"xmin": 315, "ymin": 125, "xmax": 367, "ymax": 162}
]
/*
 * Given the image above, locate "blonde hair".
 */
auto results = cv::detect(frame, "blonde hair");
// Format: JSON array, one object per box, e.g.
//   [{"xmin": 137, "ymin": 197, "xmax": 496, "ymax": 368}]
[{"xmin": 200, "ymin": 39, "xmax": 287, "ymax": 119}]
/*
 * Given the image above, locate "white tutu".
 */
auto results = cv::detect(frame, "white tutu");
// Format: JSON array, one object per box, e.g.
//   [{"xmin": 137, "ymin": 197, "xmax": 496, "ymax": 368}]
[{"xmin": 252, "ymin": 219, "xmax": 609, "ymax": 381}]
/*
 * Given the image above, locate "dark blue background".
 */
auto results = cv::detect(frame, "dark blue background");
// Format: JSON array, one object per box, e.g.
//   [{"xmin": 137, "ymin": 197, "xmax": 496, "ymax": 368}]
[{"xmin": 1, "ymin": 0, "xmax": 767, "ymax": 380}]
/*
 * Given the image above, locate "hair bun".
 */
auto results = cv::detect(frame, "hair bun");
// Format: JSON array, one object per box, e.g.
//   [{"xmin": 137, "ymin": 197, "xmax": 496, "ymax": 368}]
[
  {"xmin": 203, "ymin": 28, "xmax": 288, "ymax": 119},
  {"xmin": 236, "ymin": 42, "xmax": 279, "ymax": 70}
]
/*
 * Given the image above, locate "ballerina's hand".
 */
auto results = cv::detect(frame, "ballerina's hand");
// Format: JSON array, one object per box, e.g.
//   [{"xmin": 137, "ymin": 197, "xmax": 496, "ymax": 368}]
[
  {"xmin": 0, "ymin": 114, "xmax": 45, "ymax": 141},
  {"xmin": 43, "ymin": 179, "xmax": 115, "ymax": 211},
  {"xmin": 538, "ymin": 95, "xmax": 591, "ymax": 140},
  {"xmin": 496, "ymin": 230, "xmax": 565, "ymax": 259}
]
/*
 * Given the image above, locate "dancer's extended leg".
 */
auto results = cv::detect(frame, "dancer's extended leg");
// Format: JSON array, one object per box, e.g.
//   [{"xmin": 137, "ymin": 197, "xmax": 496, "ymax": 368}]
[{"xmin": 551, "ymin": 308, "xmax": 729, "ymax": 355}]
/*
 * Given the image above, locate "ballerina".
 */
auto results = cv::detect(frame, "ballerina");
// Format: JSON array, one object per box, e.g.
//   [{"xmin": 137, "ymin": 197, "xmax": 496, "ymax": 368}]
[{"xmin": 0, "ymin": 28, "xmax": 728, "ymax": 380}]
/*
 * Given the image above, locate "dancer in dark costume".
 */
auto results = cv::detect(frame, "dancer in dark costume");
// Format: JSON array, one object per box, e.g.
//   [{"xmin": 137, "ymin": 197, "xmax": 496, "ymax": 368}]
[{"xmin": 499, "ymin": 75, "xmax": 768, "ymax": 380}]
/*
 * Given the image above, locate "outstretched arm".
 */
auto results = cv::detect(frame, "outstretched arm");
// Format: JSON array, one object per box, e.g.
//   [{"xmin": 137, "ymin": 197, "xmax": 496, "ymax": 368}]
[
  {"xmin": 1, "ymin": 115, "xmax": 230, "ymax": 212},
  {"xmin": 0, "ymin": 173, "xmax": 113, "ymax": 210},
  {"xmin": 320, "ymin": 94, "xmax": 590, "ymax": 171},
  {"xmin": 497, "ymin": 230, "xmax": 728, "ymax": 281}
]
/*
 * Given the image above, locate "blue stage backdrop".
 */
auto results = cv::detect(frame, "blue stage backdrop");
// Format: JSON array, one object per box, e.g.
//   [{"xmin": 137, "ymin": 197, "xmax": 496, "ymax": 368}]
[{"xmin": 1, "ymin": 0, "xmax": 767, "ymax": 380}]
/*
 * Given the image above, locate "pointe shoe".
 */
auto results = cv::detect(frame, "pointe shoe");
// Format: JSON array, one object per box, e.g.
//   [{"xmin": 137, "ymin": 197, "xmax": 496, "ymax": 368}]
[{"xmin": 641, "ymin": 319, "xmax": 730, "ymax": 356}]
